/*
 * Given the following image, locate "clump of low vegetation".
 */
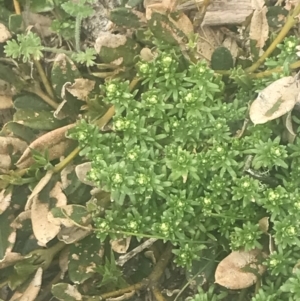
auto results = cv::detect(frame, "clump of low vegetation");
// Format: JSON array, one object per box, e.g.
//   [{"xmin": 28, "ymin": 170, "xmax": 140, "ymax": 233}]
[{"xmin": 2, "ymin": 0, "xmax": 300, "ymax": 300}]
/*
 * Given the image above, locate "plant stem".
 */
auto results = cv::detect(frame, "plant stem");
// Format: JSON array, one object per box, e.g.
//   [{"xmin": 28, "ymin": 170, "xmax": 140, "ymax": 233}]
[
  {"xmin": 53, "ymin": 146, "xmax": 80, "ymax": 173},
  {"xmin": 95, "ymin": 243, "xmax": 173, "ymax": 301},
  {"xmin": 25, "ymin": 85, "xmax": 58, "ymax": 109},
  {"xmin": 33, "ymin": 59, "xmax": 55, "ymax": 99},
  {"xmin": 75, "ymin": 16, "xmax": 82, "ymax": 52},
  {"xmin": 246, "ymin": 3, "xmax": 300, "ymax": 73},
  {"xmin": 251, "ymin": 60, "xmax": 300, "ymax": 78},
  {"xmin": 42, "ymin": 47, "xmax": 73, "ymax": 56},
  {"xmin": 13, "ymin": 0, "xmax": 21, "ymax": 14},
  {"xmin": 215, "ymin": 59, "xmax": 300, "ymax": 79}
]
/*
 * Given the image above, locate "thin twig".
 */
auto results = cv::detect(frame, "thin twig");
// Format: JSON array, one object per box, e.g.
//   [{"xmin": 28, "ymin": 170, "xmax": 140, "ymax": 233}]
[{"xmin": 116, "ymin": 238, "xmax": 158, "ymax": 267}]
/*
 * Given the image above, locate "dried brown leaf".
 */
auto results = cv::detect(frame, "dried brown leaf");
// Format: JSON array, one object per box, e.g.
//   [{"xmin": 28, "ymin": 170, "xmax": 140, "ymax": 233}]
[
  {"xmin": 0, "ymin": 23, "xmax": 11, "ymax": 43},
  {"xmin": 58, "ymin": 247, "xmax": 69, "ymax": 278},
  {"xmin": 0, "ymin": 252, "xmax": 24, "ymax": 269},
  {"xmin": 110, "ymin": 237, "xmax": 131, "ymax": 254},
  {"xmin": 0, "ymin": 136, "xmax": 28, "ymax": 155},
  {"xmin": 16, "ymin": 123, "xmax": 75, "ymax": 169},
  {"xmin": 0, "ymin": 189, "xmax": 12, "ymax": 214},
  {"xmin": 0, "ymin": 136, "xmax": 27, "ymax": 171},
  {"xmin": 196, "ymin": 26, "xmax": 222, "ymax": 62},
  {"xmin": 258, "ymin": 217, "xmax": 269, "ymax": 233},
  {"xmin": 283, "ymin": 110, "xmax": 296, "ymax": 143},
  {"xmin": 94, "ymin": 32, "xmax": 127, "ymax": 54},
  {"xmin": 249, "ymin": 6, "xmax": 269, "ymax": 48},
  {"xmin": 57, "ymin": 226, "xmax": 91, "ymax": 244},
  {"xmin": 60, "ymin": 165, "xmax": 74, "ymax": 190},
  {"xmin": 215, "ymin": 249, "xmax": 266, "ymax": 289},
  {"xmin": 146, "ymin": 2, "xmax": 193, "ymax": 38},
  {"xmin": 222, "ymin": 36, "xmax": 239, "ymax": 63},
  {"xmin": 106, "ymin": 291, "xmax": 135, "ymax": 301},
  {"xmin": 25, "ymin": 170, "xmax": 53, "ymax": 210},
  {"xmin": 22, "ymin": 12, "xmax": 53, "ymax": 37},
  {"xmin": 31, "ymin": 181, "xmax": 67, "ymax": 246},
  {"xmin": 66, "ymin": 78, "xmax": 95, "ymax": 102},
  {"xmin": 251, "ymin": 0, "xmax": 265, "ymax": 10},
  {"xmin": 144, "ymin": 0, "xmax": 161, "ymax": 8},
  {"xmin": 0, "ymin": 231, "xmax": 17, "ymax": 265},
  {"xmin": 0, "ymin": 94, "xmax": 13, "ymax": 109},
  {"xmin": 140, "ymin": 47, "xmax": 156, "ymax": 62},
  {"xmin": 48, "ymin": 205, "xmax": 92, "ymax": 228},
  {"xmin": 75, "ymin": 162, "xmax": 95, "ymax": 186},
  {"xmin": 250, "ymin": 76, "xmax": 300, "ymax": 124},
  {"xmin": 19, "ymin": 267, "xmax": 43, "ymax": 301},
  {"xmin": 48, "ymin": 204, "xmax": 92, "ymax": 244}
]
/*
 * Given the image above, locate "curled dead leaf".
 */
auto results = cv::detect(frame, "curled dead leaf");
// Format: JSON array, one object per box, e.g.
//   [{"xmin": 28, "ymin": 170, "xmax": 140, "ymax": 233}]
[
  {"xmin": 140, "ymin": 47, "xmax": 156, "ymax": 62},
  {"xmin": 65, "ymin": 78, "xmax": 95, "ymax": 101},
  {"xmin": 249, "ymin": 6, "xmax": 269, "ymax": 48},
  {"xmin": 258, "ymin": 217, "xmax": 269, "ymax": 233},
  {"xmin": 94, "ymin": 32, "xmax": 127, "ymax": 54},
  {"xmin": 60, "ymin": 165, "xmax": 74, "ymax": 190},
  {"xmin": 16, "ymin": 123, "xmax": 75, "ymax": 169},
  {"xmin": 110, "ymin": 237, "xmax": 131, "ymax": 254},
  {"xmin": 75, "ymin": 162, "xmax": 95, "ymax": 186},
  {"xmin": 0, "ymin": 137, "xmax": 28, "ymax": 171},
  {"xmin": 48, "ymin": 204, "xmax": 92, "ymax": 244},
  {"xmin": 215, "ymin": 249, "xmax": 266, "ymax": 289},
  {"xmin": 283, "ymin": 110, "xmax": 296, "ymax": 143}
]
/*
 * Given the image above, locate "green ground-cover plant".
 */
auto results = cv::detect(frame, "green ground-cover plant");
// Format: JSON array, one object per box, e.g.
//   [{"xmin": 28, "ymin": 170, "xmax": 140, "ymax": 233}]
[
  {"xmin": 3, "ymin": 0, "xmax": 300, "ymax": 300},
  {"xmin": 67, "ymin": 37, "xmax": 300, "ymax": 299}
]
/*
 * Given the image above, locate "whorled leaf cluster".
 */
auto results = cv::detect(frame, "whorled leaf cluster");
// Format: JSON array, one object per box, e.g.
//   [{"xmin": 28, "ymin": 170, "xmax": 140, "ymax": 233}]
[{"xmin": 69, "ymin": 43, "xmax": 300, "ymax": 292}]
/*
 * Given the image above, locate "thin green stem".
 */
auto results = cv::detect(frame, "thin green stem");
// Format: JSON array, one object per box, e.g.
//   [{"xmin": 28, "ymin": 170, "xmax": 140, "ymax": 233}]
[
  {"xmin": 247, "ymin": 3, "xmax": 300, "ymax": 73},
  {"xmin": 42, "ymin": 47, "xmax": 73, "ymax": 56},
  {"xmin": 251, "ymin": 60, "xmax": 300, "ymax": 78},
  {"xmin": 75, "ymin": 16, "xmax": 82, "ymax": 52},
  {"xmin": 33, "ymin": 59, "xmax": 55, "ymax": 99}
]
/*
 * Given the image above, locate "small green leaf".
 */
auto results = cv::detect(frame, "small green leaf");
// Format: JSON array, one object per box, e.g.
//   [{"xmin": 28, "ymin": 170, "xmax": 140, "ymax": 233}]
[
  {"xmin": 68, "ymin": 234, "xmax": 102, "ymax": 283},
  {"xmin": 1, "ymin": 122, "xmax": 37, "ymax": 144},
  {"xmin": 211, "ymin": 47, "xmax": 234, "ymax": 70},
  {"xmin": 50, "ymin": 205, "xmax": 91, "ymax": 227},
  {"xmin": 26, "ymin": 0, "xmax": 54, "ymax": 13},
  {"xmin": 110, "ymin": 7, "xmax": 145, "ymax": 28},
  {"xmin": 13, "ymin": 109, "xmax": 67, "ymax": 130},
  {"xmin": 0, "ymin": 209, "xmax": 15, "ymax": 260},
  {"xmin": 267, "ymin": 6, "xmax": 288, "ymax": 28},
  {"xmin": 8, "ymin": 14, "xmax": 23, "ymax": 33},
  {"xmin": 52, "ymin": 283, "xmax": 82, "ymax": 301},
  {"xmin": 13, "ymin": 93, "xmax": 53, "ymax": 111}
]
